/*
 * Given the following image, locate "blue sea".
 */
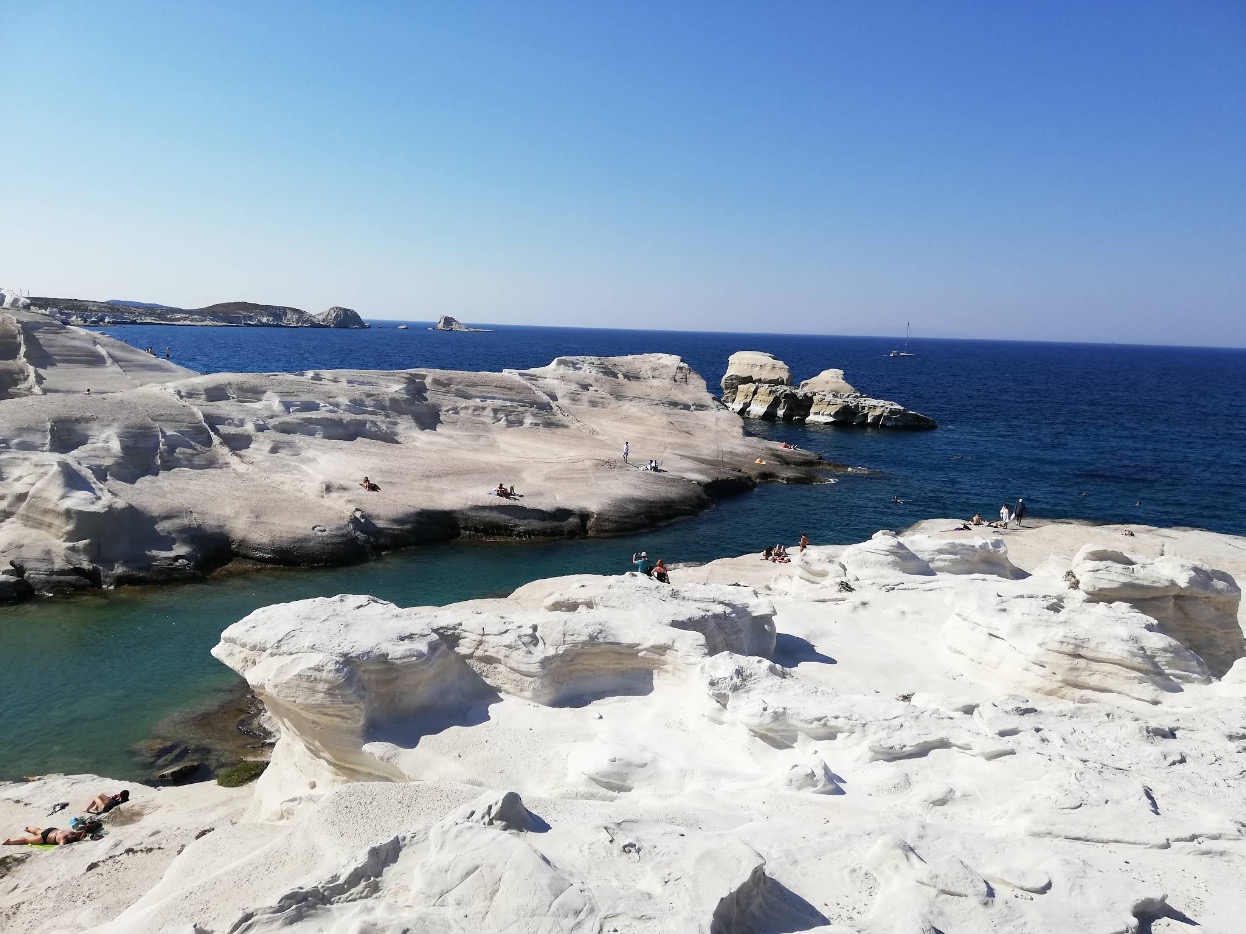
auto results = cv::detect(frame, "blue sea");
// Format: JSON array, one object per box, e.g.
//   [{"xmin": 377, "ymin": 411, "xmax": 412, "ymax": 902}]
[{"xmin": 2, "ymin": 322, "xmax": 1244, "ymax": 780}]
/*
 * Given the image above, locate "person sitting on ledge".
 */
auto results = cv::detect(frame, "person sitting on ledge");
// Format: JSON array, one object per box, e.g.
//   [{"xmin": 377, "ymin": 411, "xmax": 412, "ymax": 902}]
[
  {"xmin": 360, "ymin": 476, "xmax": 380, "ymax": 492},
  {"xmin": 85, "ymin": 790, "xmax": 129, "ymax": 815},
  {"xmin": 652, "ymin": 559, "xmax": 670, "ymax": 583},
  {"xmin": 495, "ymin": 483, "xmax": 514, "ymax": 499},
  {"xmin": 4, "ymin": 820, "xmax": 100, "ymax": 846},
  {"xmin": 632, "ymin": 551, "xmax": 652, "ymax": 575},
  {"xmin": 762, "ymin": 546, "xmax": 774, "ymax": 560},
  {"xmin": 970, "ymin": 514, "xmax": 985, "ymax": 526}
]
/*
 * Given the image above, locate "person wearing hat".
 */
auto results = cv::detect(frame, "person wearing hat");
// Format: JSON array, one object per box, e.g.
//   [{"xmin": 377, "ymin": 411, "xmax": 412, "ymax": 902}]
[{"xmin": 632, "ymin": 551, "xmax": 652, "ymax": 575}]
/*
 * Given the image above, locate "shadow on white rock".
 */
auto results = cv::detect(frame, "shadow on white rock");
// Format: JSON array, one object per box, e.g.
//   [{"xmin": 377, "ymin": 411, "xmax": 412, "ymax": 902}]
[{"xmin": 215, "ymin": 578, "xmax": 778, "ymax": 817}]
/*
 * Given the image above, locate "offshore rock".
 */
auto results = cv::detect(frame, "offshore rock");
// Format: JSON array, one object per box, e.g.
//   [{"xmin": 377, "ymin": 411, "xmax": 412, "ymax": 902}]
[
  {"xmin": 432, "ymin": 314, "xmax": 491, "ymax": 332},
  {"xmin": 315, "ymin": 306, "xmax": 369, "ymax": 328},
  {"xmin": 720, "ymin": 351, "xmax": 936, "ymax": 429},
  {"xmin": 718, "ymin": 350, "xmax": 792, "ymax": 396}
]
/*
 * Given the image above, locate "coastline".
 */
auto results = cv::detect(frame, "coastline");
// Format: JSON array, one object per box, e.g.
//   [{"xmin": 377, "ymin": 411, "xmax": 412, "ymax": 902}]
[
  {"xmin": 0, "ymin": 333, "xmax": 831, "ymax": 602},
  {"xmin": 3, "ymin": 517, "xmax": 1243, "ymax": 932}
]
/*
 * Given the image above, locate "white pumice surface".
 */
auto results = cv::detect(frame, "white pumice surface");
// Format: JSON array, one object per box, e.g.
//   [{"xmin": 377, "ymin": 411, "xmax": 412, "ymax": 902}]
[{"xmin": 2, "ymin": 522, "xmax": 1244, "ymax": 933}]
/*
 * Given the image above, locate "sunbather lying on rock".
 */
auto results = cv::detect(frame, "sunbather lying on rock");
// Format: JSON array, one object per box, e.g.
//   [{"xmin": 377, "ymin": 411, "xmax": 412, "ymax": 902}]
[
  {"xmin": 359, "ymin": 476, "xmax": 380, "ymax": 492},
  {"xmin": 4, "ymin": 819, "xmax": 100, "ymax": 846},
  {"xmin": 85, "ymin": 790, "xmax": 129, "ymax": 815}
]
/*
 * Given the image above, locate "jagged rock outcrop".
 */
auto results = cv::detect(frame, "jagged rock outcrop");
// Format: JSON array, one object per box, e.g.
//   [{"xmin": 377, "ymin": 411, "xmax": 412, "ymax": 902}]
[
  {"xmin": 720, "ymin": 350, "xmax": 937, "ymax": 429},
  {"xmin": 315, "ymin": 306, "xmax": 369, "ymax": 328},
  {"xmin": 0, "ymin": 352, "xmax": 824, "ymax": 598},
  {"xmin": 432, "ymin": 314, "xmax": 491, "ymax": 332}
]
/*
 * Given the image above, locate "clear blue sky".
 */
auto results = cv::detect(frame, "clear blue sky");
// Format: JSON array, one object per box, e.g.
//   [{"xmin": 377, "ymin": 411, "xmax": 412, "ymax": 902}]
[{"xmin": 2, "ymin": 1, "xmax": 1243, "ymax": 345}]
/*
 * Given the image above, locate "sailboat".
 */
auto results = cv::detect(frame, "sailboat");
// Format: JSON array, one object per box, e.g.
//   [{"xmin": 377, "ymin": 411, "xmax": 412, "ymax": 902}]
[{"xmin": 889, "ymin": 323, "xmax": 915, "ymax": 357}]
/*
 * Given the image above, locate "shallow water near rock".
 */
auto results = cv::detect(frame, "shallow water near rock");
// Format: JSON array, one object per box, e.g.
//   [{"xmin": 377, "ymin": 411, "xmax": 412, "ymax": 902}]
[{"xmin": 2, "ymin": 324, "xmax": 1244, "ymax": 780}]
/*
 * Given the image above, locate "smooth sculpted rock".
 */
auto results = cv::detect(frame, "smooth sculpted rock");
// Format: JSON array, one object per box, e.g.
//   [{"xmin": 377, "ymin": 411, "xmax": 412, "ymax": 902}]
[
  {"xmin": 943, "ymin": 590, "xmax": 1213, "ymax": 703},
  {"xmin": 6, "ymin": 525, "xmax": 1246, "ymax": 934},
  {"xmin": 720, "ymin": 350, "xmax": 936, "ymax": 429},
  {"xmin": 0, "ymin": 309, "xmax": 193, "ymax": 398},
  {"xmin": 1070, "ymin": 545, "xmax": 1243, "ymax": 676},
  {"xmin": 0, "ymin": 352, "xmax": 824, "ymax": 597},
  {"xmin": 214, "ymin": 577, "xmax": 777, "ymax": 815},
  {"xmin": 719, "ymin": 350, "xmax": 792, "ymax": 396}
]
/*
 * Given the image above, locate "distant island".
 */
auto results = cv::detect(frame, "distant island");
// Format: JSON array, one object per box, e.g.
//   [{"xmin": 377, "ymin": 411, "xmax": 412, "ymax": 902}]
[
  {"xmin": 28, "ymin": 296, "xmax": 370, "ymax": 329},
  {"xmin": 431, "ymin": 314, "xmax": 492, "ymax": 332}
]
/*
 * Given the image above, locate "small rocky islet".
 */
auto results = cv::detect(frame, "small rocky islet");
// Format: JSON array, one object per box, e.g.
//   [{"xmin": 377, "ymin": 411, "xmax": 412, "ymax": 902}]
[{"xmin": 721, "ymin": 349, "xmax": 937, "ymax": 428}]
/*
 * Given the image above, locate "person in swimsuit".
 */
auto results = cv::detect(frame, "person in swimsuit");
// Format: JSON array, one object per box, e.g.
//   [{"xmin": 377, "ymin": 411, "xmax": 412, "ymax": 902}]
[
  {"xmin": 652, "ymin": 559, "xmax": 670, "ymax": 583},
  {"xmin": 799, "ymin": 534, "xmax": 809, "ymax": 552},
  {"xmin": 3, "ymin": 822, "xmax": 95, "ymax": 846},
  {"xmin": 85, "ymin": 790, "xmax": 129, "ymax": 815}
]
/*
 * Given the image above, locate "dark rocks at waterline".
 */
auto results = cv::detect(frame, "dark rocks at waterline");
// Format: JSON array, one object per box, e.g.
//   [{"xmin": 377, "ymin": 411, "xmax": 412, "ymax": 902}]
[
  {"xmin": 133, "ymin": 681, "xmax": 274, "ymax": 784},
  {"xmin": 720, "ymin": 350, "xmax": 937, "ymax": 430},
  {"xmin": 0, "ymin": 565, "xmax": 33, "ymax": 603},
  {"xmin": 151, "ymin": 762, "xmax": 206, "ymax": 785}
]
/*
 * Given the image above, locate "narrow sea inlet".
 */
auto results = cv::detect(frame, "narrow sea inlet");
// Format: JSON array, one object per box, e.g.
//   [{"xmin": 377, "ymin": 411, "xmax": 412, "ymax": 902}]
[{"xmin": 1, "ymin": 325, "xmax": 1244, "ymax": 780}]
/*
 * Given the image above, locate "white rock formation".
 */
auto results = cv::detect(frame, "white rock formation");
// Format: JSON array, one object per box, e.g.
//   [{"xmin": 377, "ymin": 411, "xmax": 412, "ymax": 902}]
[
  {"xmin": 2, "ymin": 523, "xmax": 1244, "ymax": 933},
  {"xmin": 798, "ymin": 367, "xmax": 856, "ymax": 395},
  {"xmin": 720, "ymin": 350, "xmax": 936, "ymax": 429},
  {"xmin": 0, "ymin": 342, "xmax": 823, "ymax": 596},
  {"xmin": 719, "ymin": 349, "xmax": 793, "ymax": 395},
  {"xmin": 0, "ymin": 309, "xmax": 192, "ymax": 399}
]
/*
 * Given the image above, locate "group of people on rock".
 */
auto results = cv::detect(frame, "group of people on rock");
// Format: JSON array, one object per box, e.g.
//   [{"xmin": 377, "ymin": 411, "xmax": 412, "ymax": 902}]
[
  {"xmin": 761, "ymin": 534, "xmax": 809, "ymax": 563},
  {"xmin": 631, "ymin": 551, "xmax": 670, "ymax": 583},
  {"xmin": 953, "ymin": 498, "xmax": 1027, "ymax": 531},
  {"xmin": 493, "ymin": 483, "xmax": 521, "ymax": 499},
  {"xmin": 3, "ymin": 790, "xmax": 128, "ymax": 848},
  {"xmin": 621, "ymin": 442, "xmax": 660, "ymax": 472}
]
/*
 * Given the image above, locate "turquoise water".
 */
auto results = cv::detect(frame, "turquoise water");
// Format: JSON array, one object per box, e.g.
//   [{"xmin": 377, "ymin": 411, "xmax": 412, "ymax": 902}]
[
  {"xmin": 3, "ymin": 325, "xmax": 1245, "ymax": 780},
  {"xmin": 1, "ymin": 490, "xmax": 822, "ymax": 781}
]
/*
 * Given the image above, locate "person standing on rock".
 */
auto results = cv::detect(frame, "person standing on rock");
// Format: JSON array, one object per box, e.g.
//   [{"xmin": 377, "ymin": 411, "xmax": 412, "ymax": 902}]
[
  {"xmin": 1014, "ymin": 498, "xmax": 1026, "ymax": 527},
  {"xmin": 999, "ymin": 503, "xmax": 1012, "ymax": 527},
  {"xmin": 623, "ymin": 441, "xmax": 630, "ymax": 464}
]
